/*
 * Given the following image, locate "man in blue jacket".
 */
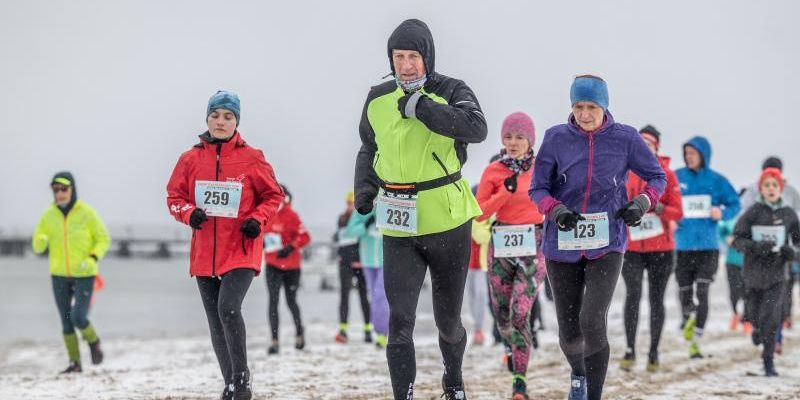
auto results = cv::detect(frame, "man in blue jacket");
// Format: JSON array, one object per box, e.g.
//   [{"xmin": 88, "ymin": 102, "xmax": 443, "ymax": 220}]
[{"xmin": 675, "ymin": 136, "xmax": 740, "ymax": 359}]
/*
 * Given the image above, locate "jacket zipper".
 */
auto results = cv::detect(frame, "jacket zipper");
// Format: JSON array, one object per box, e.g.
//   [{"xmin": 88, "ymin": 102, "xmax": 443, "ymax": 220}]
[
  {"xmin": 432, "ymin": 152, "xmax": 462, "ymax": 192},
  {"xmin": 580, "ymin": 134, "xmax": 595, "ymax": 258},
  {"xmin": 63, "ymin": 211, "xmax": 71, "ymax": 277},
  {"xmin": 213, "ymin": 144, "xmax": 221, "ymax": 277}
]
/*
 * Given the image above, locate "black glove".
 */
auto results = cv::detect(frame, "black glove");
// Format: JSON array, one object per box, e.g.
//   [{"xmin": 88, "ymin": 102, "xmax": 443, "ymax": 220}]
[
  {"xmin": 277, "ymin": 245, "xmax": 295, "ymax": 259},
  {"xmin": 780, "ymin": 245, "xmax": 796, "ymax": 261},
  {"xmin": 189, "ymin": 209, "xmax": 208, "ymax": 230},
  {"xmin": 365, "ymin": 214, "xmax": 376, "ymax": 228},
  {"xmin": 398, "ymin": 91, "xmax": 424, "ymax": 119},
  {"xmin": 753, "ymin": 240, "xmax": 776, "ymax": 255},
  {"xmin": 615, "ymin": 195, "xmax": 651, "ymax": 227},
  {"xmin": 551, "ymin": 204, "xmax": 585, "ymax": 232},
  {"xmin": 503, "ymin": 174, "xmax": 518, "ymax": 193},
  {"xmin": 240, "ymin": 218, "xmax": 261, "ymax": 239}
]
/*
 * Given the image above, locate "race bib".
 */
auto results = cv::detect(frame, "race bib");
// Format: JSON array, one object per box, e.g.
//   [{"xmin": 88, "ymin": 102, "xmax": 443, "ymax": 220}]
[
  {"xmin": 752, "ymin": 225, "xmax": 785, "ymax": 251},
  {"xmin": 492, "ymin": 224, "xmax": 537, "ymax": 258},
  {"xmin": 264, "ymin": 233, "xmax": 283, "ymax": 253},
  {"xmin": 683, "ymin": 195, "xmax": 712, "ymax": 219},
  {"xmin": 376, "ymin": 191, "xmax": 418, "ymax": 234},
  {"xmin": 195, "ymin": 180, "xmax": 242, "ymax": 218},
  {"xmin": 628, "ymin": 213, "xmax": 665, "ymax": 241},
  {"xmin": 558, "ymin": 212, "xmax": 610, "ymax": 250}
]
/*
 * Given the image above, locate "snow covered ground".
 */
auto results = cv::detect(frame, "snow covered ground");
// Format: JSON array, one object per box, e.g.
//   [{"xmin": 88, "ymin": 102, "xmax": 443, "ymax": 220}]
[{"xmin": 1, "ymin": 257, "xmax": 799, "ymax": 399}]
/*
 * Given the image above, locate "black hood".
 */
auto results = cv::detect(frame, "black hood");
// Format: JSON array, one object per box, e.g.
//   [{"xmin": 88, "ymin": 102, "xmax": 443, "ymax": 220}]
[
  {"xmin": 387, "ymin": 19, "xmax": 436, "ymax": 80},
  {"xmin": 51, "ymin": 171, "xmax": 77, "ymax": 215}
]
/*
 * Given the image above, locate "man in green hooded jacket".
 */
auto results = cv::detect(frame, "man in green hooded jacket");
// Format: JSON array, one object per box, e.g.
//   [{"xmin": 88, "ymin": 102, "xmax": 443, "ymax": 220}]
[{"xmin": 353, "ymin": 19, "xmax": 487, "ymax": 400}]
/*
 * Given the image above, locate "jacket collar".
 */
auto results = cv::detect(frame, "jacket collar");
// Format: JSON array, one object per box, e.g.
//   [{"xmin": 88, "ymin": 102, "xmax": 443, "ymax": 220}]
[
  {"xmin": 567, "ymin": 111, "xmax": 615, "ymax": 136},
  {"xmin": 196, "ymin": 131, "xmax": 246, "ymax": 154}
]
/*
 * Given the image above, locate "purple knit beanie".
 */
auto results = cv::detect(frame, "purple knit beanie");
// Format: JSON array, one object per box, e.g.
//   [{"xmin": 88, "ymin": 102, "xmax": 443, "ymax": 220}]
[{"xmin": 501, "ymin": 112, "xmax": 536, "ymax": 147}]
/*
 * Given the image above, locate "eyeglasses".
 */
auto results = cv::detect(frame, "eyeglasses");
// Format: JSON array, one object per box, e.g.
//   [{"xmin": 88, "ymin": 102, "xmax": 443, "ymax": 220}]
[{"xmin": 52, "ymin": 186, "xmax": 70, "ymax": 193}]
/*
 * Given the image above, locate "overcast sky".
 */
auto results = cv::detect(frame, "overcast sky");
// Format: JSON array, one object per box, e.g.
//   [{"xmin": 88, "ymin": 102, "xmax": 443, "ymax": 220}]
[{"xmin": 2, "ymin": 0, "xmax": 798, "ymax": 239}]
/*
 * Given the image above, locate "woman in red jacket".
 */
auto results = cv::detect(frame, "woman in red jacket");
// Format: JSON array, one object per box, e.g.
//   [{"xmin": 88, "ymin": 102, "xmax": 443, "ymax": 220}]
[
  {"xmin": 619, "ymin": 125, "xmax": 683, "ymax": 373},
  {"xmin": 476, "ymin": 112, "xmax": 544, "ymax": 400},
  {"xmin": 264, "ymin": 184, "xmax": 311, "ymax": 355},
  {"xmin": 167, "ymin": 90, "xmax": 284, "ymax": 400}
]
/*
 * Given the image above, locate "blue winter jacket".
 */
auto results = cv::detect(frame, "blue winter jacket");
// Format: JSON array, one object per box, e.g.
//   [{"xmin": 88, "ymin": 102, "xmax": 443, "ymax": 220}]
[
  {"xmin": 675, "ymin": 136, "xmax": 740, "ymax": 251},
  {"xmin": 342, "ymin": 210, "xmax": 383, "ymax": 268},
  {"xmin": 530, "ymin": 112, "xmax": 666, "ymax": 263}
]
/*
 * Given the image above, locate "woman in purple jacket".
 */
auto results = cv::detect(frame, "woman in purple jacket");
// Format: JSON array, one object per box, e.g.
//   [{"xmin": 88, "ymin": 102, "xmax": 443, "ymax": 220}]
[{"xmin": 530, "ymin": 75, "xmax": 666, "ymax": 400}]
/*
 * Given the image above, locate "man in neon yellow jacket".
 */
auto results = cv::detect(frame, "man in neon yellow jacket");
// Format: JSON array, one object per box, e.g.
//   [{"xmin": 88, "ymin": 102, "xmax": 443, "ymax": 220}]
[
  {"xmin": 32, "ymin": 171, "xmax": 110, "ymax": 373},
  {"xmin": 353, "ymin": 19, "xmax": 487, "ymax": 400}
]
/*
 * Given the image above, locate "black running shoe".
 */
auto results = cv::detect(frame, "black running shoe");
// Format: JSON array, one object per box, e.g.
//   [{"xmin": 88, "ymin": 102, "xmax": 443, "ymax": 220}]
[
  {"xmin": 441, "ymin": 377, "xmax": 466, "ymax": 400},
  {"xmin": 89, "ymin": 339, "xmax": 104, "ymax": 365},
  {"xmin": 60, "ymin": 361, "xmax": 82, "ymax": 374},
  {"xmin": 231, "ymin": 370, "xmax": 252, "ymax": 400},
  {"xmin": 220, "ymin": 383, "xmax": 234, "ymax": 400}
]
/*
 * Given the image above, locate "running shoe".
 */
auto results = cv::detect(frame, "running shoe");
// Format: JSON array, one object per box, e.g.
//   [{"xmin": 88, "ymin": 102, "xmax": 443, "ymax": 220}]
[
  {"xmin": 689, "ymin": 341, "xmax": 703, "ymax": 359},
  {"xmin": 729, "ymin": 313, "xmax": 740, "ymax": 331},
  {"xmin": 472, "ymin": 330, "xmax": 485, "ymax": 346},
  {"xmin": 441, "ymin": 377, "xmax": 467, "ymax": 400},
  {"xmin": 335, "ymin": 330, "xmax": 348, "ymax": 344},
  {"xmin": 764, "ymin": 357, "xmax": 778, "ymax": 377},
  {"xmin": 619, "ymin": 350, "xmax": 635, "ymax": 371},
  {"xmin": 267, "ymin": 339, "xmax": 279, "ymax": 355},
  {"xmin": 59, "ymin": 361, "xmax": 82, "ymax": 374},
  {"xmin": 512, "ymin": 375, "xmax": 528, "ymax": 400},
  {"xmin": 231, "ymin": 370, "xmax": 252, "ymax": 400},
  {"xmin": 568, "ymin": 374, "xmax": 587, "ymax": 400},
  {"xmin": 646, "ymin": 353, "xmax": 660, "ymax": 372},
  {"xmin": 89, "ymin": 339, "xmax": 104, "ymax": 365}
]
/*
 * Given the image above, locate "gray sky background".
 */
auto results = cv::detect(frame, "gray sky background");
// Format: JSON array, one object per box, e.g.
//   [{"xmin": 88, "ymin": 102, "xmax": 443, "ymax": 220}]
[{"xmin": 2, "ymin": 0, "xmax": 798, "ymax": 239}]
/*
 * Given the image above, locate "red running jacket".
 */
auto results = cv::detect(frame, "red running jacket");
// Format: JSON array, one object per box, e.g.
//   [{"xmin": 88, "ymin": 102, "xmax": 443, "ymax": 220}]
[
  {"xmin": 626, "ymin": 155, "xmax": 683, "ymax": 253},
  {"xmin": 264, "ymin": 203, "xmax": 311, "ymax": 270},
  {"xmin": 167, "ymin": 131, "xmax": 284, "ymax": 277}
]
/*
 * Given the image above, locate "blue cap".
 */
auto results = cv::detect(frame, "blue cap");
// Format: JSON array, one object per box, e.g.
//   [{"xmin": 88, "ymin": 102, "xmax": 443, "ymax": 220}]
[
  {"xmin": 207, "ymin": 90, "xmax": 240, "ymax": 126},
  {"xmin": 570, "ymin": 76, "xmax": 609, "ymax": 109}
]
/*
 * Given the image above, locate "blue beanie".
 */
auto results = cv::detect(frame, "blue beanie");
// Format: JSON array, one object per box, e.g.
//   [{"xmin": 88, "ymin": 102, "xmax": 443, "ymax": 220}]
[
  {"xmin": 207, "ymin": 90, "xmax": 241, "ymax": 126},
  {"xmin": 570, "ymin": 76, "xmax": 609, "ymax": 109}
]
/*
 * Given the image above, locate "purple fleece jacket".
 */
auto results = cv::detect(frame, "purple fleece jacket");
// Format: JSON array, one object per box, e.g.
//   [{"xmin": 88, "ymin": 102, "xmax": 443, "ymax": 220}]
[{"xmin": 529, "ymin": 112, "xmax": 666, "ymax": 263}]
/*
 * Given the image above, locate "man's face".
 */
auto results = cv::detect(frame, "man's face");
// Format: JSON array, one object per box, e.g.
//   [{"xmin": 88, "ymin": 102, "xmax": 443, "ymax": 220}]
[
  {"xmin": 52, "ymin": 184, "xmax": 72, "ymax": 205},
  {"xmin": 392, "ymin": 49, "xmax": 426, "ymax": 82},
  {"xmin": 684, "ymin": 146, "xmax": 702, "ymax": 170}
]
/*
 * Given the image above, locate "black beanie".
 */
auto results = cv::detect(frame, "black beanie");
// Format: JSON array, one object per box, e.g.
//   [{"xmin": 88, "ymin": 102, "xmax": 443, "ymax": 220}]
[
  {"xmin": 639, "ymin": 125, "xmax": 661, "ymax": 142},
  {"xmin": 762, "ymin": 156, "xmax": 782, "ymax": 171}
]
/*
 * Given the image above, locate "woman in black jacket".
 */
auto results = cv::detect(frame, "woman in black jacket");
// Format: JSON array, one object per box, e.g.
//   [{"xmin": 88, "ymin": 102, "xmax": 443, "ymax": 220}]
[{"xmin": 733, "ymin": 168, "xmax": 800, "ymax": 376}]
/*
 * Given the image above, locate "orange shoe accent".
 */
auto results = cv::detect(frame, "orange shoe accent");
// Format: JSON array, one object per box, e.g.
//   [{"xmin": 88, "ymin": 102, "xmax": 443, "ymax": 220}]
[
  {"xmin": 334, "ymin": 332, "xmax": 348, "ymax": 344},
  {"xmin": 473, "ymin": 331, "xmax": 485, "ymax": 346},
  {"xmin": 743, "ymin": 322, "xmax": 753, "ymax": 334},
  {"xmin": 729, "ymin": 313, "xmax": 740, "ymax": 331}
]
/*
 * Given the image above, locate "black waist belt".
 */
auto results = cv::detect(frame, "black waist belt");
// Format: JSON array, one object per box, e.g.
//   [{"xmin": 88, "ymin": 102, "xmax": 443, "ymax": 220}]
[{"xmin": 381, "ymin": 171, "xmax": 462, "ymax": 195}]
